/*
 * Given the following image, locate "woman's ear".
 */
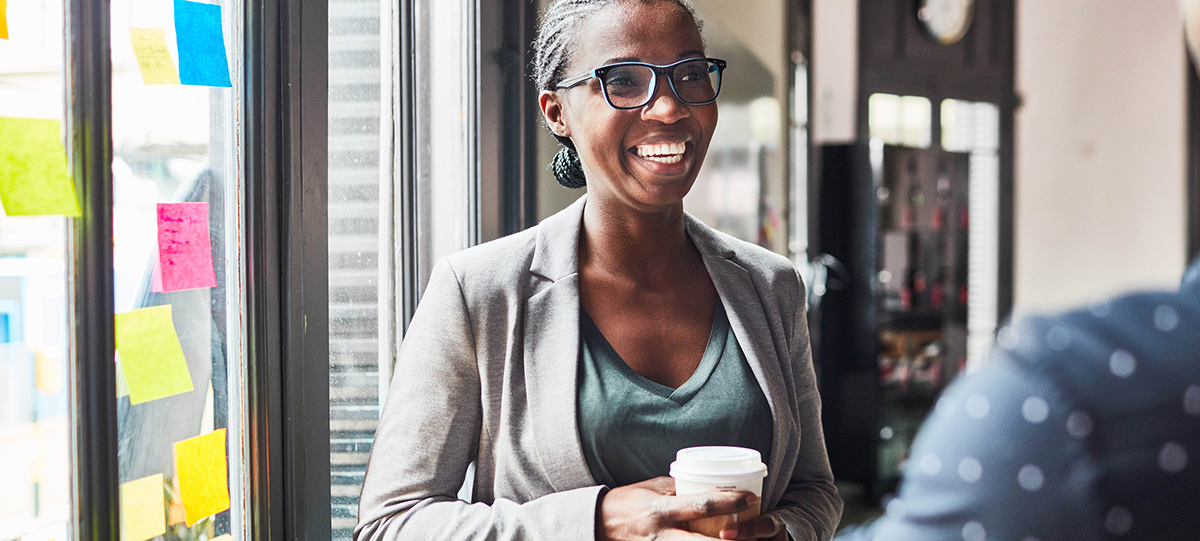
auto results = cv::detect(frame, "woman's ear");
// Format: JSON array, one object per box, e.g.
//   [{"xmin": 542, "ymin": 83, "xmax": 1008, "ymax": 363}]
[{"xmin": 539, "ymin": 90, "xmax": 571, "ymax": 138}]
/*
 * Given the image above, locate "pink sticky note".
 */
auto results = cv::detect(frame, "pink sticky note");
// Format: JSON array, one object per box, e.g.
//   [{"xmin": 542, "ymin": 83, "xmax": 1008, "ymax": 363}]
[{"xmin": 157, "ymin": 202, "xmax": 217, "ymax": 292}]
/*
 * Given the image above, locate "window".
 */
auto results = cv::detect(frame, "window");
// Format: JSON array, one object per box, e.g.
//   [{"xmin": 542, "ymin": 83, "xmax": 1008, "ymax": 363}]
[
  {"xmin": 110, "ymin": 0, "xmax": 245, "ymax": 536},
  {"xmin": 868, "ymin": 93, "xmax": 933, "ymax": 149},
  {"xmin": 327, "ymin": 0, "xmax": 387, "ymax": 537},
  {"xmin": 0, "ymin": 1, "xmax": 72, "ymax": 538},
  {"xmin": 327, "ymin": 0, "xmax": 482, "ymax": 536},
  {"xmin": 941, "ymin": 98, "xmax": 1001, "ymax": 371}
]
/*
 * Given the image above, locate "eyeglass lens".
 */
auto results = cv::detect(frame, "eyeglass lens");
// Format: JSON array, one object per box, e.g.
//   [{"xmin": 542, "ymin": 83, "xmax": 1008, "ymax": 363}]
[{"xmin": 602, "ymin": 59, "xmax": 721, "ymax": 108}]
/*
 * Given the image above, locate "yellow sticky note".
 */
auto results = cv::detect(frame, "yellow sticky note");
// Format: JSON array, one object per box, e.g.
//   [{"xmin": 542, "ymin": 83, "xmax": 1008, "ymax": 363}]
[
  {"xmin": 0, "ymin": 117, "xmax": 81, "ymax": 217},
  {"xmin": 174, "ymin": 428, "xmax": 230, "ymax": 526},
  {"xmin": 120, "ymin": 474, "xmax": 166, "ymax": 541},
  {"xmin": 1, "ymin": 0, "xmax": 9, "ymax": 41},
  {"xmin": 115, "ymin": 305, "xmax": 194, "ymax": 405},
  {"xmin": 130, "ymin": 28, "xmax": 180, "ymax": 85},
  {"xmin": 210, "ymin": 536, "xmax": 233, "ymax": 541}
]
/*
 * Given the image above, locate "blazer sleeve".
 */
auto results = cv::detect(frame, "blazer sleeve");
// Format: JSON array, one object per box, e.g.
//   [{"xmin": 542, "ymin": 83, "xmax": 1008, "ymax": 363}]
[
  {"xmin": 772, "ymin": 268, "xmax": 844, "ymax": 541},
  {"xmin": 354, "ymin": 258, "xmax": 606, "ymax": 541}
]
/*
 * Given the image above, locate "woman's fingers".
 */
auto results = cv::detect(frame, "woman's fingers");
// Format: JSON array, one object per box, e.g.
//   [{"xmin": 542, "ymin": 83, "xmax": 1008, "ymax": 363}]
[
  {"xmin": 652, "ymin": 491, "xmax": 758, "ymax": 524},
  {"xmin": 597, "ymin": 478, "xmax": 761, "ymax": 541},
  {"xmin": 717, "ymin": 513, "xmax": 784, "ymax": 540}
]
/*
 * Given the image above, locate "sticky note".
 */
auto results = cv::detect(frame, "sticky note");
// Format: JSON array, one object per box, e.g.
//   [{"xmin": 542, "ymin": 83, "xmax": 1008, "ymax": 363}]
[
  {"xmin": 121, "ymin": 473, "xmax": 166, "ymax": 541},
  {"xmin": 0, "ymin": 117, "xmax": 81, "ymax": 216},
  {"xmin": 210, "ymin": 536, "xmax": 233, "ymax": 541},
  {"xmin": 115, "ymin": 305, "xmax": 194, "ymax": 405},
  {"xmin": 174, "ymin": 0, "xmax": 232, "ymax": 87},
  {"xmin": 156, "ymin": 202, "xmax": 217, "ymax": 292},
  {"xmin": 130, "ymin": 28, "xmax": 181, "ymax": 85},
  {"xmin": 1, "ymin": 0, "xmax": 9, "ymax": 41},
  {"xmin": 174, "ymin": 428, "xmax": 230, "ymax": 526}
]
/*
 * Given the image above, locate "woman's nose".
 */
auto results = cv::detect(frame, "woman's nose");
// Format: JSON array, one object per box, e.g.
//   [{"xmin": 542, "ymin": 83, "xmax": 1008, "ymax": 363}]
[{"xmin": 640, "ymin": 79, "xmax": 691, "ymax": 123}]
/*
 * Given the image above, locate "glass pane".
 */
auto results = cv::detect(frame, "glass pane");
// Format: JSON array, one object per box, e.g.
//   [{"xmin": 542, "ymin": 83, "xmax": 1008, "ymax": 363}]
[
  {"xmin": 415, "ymin": 0, "xmax": 478, "ymax": 289},
  {"xmin": 328, "ymin": 0, "xmax": 387, "ymax": 537},
  {"xmin": 110, "ymin": 0, "xmax": 244, "ymax": 537},
  {"xmin": 941, "ymin": 98, "xmax": 1001, "ymax": 371},
  {"xmin": 868, "ymin": 93, "xmax": 933, "ymax": 149},
  {"xmin": 682, "ymin": 7, "xmax": 786, "ymax": 253},
  {"xmin": 789, "ymin": 53, "xmax": 810, "ymax": 266},
  {"xmin": 0, "ymin": 0, "xmax": 72, "ymax": 538}
]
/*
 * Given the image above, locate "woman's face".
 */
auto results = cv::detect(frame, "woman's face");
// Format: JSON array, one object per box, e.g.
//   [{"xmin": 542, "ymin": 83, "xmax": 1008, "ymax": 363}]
[{"xmin": 541, "ymin": 1, "xmax": 718, "ymax": 214}]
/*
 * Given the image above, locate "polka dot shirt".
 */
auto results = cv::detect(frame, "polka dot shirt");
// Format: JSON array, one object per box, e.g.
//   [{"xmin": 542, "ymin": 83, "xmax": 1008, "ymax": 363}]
[{"xmin": 837, "ymin": 258, "xmax": 1200, "ymax": 540}]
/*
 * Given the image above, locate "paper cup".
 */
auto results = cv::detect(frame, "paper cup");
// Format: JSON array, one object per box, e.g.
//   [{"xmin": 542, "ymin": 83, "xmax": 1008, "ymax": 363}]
[{"xmin": 670, "ymin": 446, "xmax": 767, "ymax": 537}]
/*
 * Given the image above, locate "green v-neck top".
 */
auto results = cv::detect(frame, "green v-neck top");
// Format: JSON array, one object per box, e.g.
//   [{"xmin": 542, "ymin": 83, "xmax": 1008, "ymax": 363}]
[{"xmin": 576, "ymin": 302, "xmax": 773, "ymax": 488}]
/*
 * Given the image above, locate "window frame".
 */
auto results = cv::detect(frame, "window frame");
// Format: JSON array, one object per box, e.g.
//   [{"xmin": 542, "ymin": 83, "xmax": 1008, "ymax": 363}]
[
  {"xmin": 243, "ymin": 0, "xmax": 331, "ymax": 538},
  {"xmin": 66, "ymin": 0, "xmax": 118, "ymax": 536}
]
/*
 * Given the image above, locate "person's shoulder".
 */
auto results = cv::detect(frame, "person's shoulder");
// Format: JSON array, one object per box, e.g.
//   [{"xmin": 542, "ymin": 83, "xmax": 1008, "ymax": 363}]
[
  {"xmin": 686, "ymin": 215, "xmax": 800, "ymax": 284},
  {"xmin": 439, "ymin": 226, "xmax": 539, "ymax": 284},
  {"xmin": 992, "ymin": 280, "xmax": 1200, "ymax": 412}
]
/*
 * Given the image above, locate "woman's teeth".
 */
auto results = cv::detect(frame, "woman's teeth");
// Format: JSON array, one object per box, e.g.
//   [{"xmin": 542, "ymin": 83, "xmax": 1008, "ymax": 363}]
[{"xmin": 635, "ymin": 142, "xmax": 686, "ymax": 164}]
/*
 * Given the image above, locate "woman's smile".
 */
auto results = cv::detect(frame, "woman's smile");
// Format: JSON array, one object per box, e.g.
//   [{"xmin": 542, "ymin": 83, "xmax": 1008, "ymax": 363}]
[{"xmin": 634, "ymin": 141, "xmax": 687, "ymax": 164}]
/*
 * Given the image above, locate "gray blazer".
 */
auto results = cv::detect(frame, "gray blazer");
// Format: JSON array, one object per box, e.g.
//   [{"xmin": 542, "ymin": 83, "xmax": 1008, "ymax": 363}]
[{"xmin": 355, "ymin": 196, "xmax": 843, "ymax": 541}]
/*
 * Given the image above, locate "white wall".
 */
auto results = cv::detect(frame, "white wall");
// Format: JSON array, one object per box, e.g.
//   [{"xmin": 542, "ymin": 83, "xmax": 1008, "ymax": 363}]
[
  {"xmin": 811, "ymin": 0, "xmax": 857, "ymax": 144},
  {"xmin": 1014, "ymin": 0, "xmax": 1187, "ymax": 313}
]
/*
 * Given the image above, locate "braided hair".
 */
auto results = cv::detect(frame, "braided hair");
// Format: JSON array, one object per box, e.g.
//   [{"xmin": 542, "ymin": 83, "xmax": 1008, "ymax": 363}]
[{"xmin": 533, "ymin": 0, "xmax": 704, "ymax": 188}]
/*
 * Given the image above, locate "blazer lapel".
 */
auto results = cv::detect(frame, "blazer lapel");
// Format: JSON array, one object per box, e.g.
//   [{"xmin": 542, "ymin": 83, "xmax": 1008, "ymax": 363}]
[
  {"xmin": 524, "ymin": 196, "xmax": 596, "ymax": 491},
  {"xmin": 689, "ymin": 217, "xmax": 796, "ymax": 508}
]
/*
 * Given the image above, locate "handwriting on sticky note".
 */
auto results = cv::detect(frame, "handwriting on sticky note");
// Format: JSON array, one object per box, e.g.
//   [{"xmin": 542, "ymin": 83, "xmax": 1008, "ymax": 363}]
[
  {"xmin": 130, "ymin": 28, "xmax": 181, "ymax": 85},
  {"xmin": 0, "ymin": 117, "xmax": 80, "ymax": 217},
  {"xmin": 115, "ymin": 305, "xmax": 194, "ymax": 405},
  {"xmin": 175, "ymin": 428, "xmax": 230, "ymax": 525},
  {"xmin": 174, "ymin": 0, "xmax": 232, "ymax": 87},
  {"xmin": 121, "ymin": 474, "xmax": 166, "ymax": 541},
  {"xmin": 158, "ymin": 202, "xmax": 217, "ymax": 292}
]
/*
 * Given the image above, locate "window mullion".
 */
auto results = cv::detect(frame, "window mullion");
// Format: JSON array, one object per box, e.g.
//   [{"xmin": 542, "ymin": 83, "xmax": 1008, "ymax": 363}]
[{"xmin": 65, "ymin": 0, "xmax": 118, "ymax": 538}]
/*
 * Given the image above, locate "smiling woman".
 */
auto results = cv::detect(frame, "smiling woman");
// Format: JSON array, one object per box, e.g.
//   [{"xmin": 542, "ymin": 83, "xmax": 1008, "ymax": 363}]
[{"xmin": 354, "ymin": 1, "xmax": 842, "ymax": 540}]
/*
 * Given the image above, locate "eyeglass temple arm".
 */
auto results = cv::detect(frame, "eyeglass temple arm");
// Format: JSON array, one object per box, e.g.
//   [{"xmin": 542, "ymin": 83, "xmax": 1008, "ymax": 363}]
[{"xmin": 556, "ymin": 70, "xmax": 597, "ymax": 89}]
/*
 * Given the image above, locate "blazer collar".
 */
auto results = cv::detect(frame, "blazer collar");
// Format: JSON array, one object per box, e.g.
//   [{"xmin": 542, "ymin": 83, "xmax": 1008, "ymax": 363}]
[{"xmin": 530, "ymin": 195, "xmax": 587, "ymax": 282}]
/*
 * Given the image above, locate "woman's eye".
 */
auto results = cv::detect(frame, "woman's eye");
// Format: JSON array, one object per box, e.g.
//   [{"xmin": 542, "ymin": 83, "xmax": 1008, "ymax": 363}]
[{"xmin": 676, "ymin": 67, "xmax": 706, "ymax": 82}]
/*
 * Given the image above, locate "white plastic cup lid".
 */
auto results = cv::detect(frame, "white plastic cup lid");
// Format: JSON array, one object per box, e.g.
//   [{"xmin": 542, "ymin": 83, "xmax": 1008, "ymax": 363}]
[{"xmin": 670, "ymin": 446, "xmax": 767, "ymax": 480}]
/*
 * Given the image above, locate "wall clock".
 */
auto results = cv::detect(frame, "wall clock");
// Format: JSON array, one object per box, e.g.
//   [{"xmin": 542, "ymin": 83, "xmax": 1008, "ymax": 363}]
[{"xmin": 917, "ymin": 0, "xmax": 975, "ymax": 45}]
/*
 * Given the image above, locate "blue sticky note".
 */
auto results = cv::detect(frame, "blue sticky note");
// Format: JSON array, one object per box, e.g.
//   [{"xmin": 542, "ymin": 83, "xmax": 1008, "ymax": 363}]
[{"xmin": 174, "ymin": 0, "xmax": 232, "ymax": 88}]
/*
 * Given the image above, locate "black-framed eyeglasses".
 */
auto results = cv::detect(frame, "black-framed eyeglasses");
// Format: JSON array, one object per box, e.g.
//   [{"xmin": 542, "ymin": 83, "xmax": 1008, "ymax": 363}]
[{"xmin": 556, "ymin": 57, "xmax": 727, "ymax": 110}]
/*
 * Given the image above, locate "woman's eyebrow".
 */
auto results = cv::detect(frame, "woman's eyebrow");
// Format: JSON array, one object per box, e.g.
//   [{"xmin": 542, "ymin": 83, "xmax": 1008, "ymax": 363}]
[{"xmin": 601, "ymin": 51, "xmax": 706, "ymax": 65}]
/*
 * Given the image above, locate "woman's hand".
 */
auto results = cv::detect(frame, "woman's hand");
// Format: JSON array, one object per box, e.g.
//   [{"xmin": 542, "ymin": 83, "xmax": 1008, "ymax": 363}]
[
  {"xmin": 597, "ymin": 476, "xmax": 759, "ymax": 541},
  {"xmin": 717, "ymin": 514, "xmax": 786, "ymax": 540}
]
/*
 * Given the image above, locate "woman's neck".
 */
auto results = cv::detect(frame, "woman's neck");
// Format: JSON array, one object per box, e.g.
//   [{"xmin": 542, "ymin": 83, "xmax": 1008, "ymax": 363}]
[{"xmin": 580, "ymin": 196, "xmax": 699, "ymax": 286}]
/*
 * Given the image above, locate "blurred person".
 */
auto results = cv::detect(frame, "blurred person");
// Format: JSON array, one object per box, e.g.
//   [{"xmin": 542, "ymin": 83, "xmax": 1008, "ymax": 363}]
[
  {"xmin": 836, "ymin": 256, "xmax": 1199, "ymax": 540},
  {"xmin": 834, "ymin": 6, "xmax": 1200, "ymax": 533}
]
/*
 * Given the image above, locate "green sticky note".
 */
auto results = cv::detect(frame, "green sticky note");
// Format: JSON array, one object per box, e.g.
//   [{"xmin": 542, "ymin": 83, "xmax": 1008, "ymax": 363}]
[
  {"xmin": 0, "ymin": 117, "xmax": 80, "ymax": 216},
  {"xmin": 115, "ymin": 305, "xmax": 194, "ymax": 405}
]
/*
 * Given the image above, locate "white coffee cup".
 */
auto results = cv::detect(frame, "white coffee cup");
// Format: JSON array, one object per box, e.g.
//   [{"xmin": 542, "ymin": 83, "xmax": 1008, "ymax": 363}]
[{"xmin": 670, "ymin": 446, "xmax": 768, "ymax": 536}]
